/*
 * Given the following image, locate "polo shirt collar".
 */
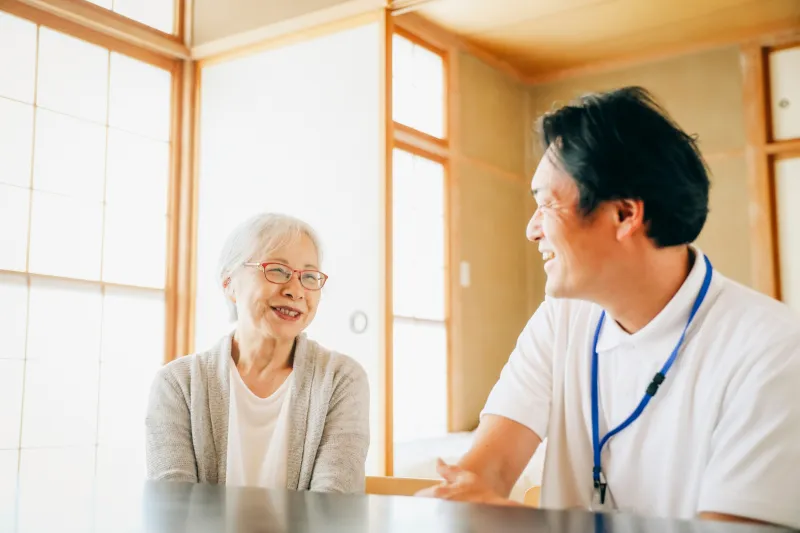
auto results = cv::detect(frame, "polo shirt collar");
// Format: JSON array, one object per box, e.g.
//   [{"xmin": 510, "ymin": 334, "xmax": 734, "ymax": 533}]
[{"xmin": 595, "ymin": 246, "xmax": 710, "ymax": 353}]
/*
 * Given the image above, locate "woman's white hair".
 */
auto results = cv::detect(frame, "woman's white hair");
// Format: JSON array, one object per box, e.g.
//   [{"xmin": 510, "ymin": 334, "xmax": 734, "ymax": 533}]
[{"xmin": 217, "ymin": 212, "xmax": 323, "ymax": 322}]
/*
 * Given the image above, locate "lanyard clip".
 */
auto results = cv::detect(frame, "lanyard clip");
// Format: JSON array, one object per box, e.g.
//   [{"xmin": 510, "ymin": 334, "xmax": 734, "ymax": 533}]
[{"xmin": 593, "ymin": 469, "xmax": 608, "ymax": 505}]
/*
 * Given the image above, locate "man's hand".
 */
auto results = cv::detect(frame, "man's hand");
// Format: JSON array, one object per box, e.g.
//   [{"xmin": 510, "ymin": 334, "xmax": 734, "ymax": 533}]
[{"xmin": 415, "ymin": 459, "xmax": 521, "ymax": 507}]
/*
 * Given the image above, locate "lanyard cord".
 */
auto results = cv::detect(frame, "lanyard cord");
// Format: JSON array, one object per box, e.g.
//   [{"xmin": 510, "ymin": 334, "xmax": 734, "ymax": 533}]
[{"xmin": 591, "ymin": 255, "xmax": 714, "ymax": 495}]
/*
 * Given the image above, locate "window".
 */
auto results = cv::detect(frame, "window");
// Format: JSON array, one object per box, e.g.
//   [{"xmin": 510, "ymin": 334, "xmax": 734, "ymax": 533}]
[
  {"xmin": 775, "ymin": 157, "xmax": 800, "ymax": 313},
  {"xmin": 392, "ymin": 32, "xmax": 445, "ymax": 139},
  {"xmin": 392, "ymin": 149, "xmax": 449, "ymax": 464},
  {"xmin": 0, "ymin": 12, "xmax": 173, "ymax": 526},
  {"xmin": 390, "ymin": 26, "xmax": 450, "ymax": 476},
  {"xmin": 86, "ymin": 0, "xmax": 176, "ymax": 34}
]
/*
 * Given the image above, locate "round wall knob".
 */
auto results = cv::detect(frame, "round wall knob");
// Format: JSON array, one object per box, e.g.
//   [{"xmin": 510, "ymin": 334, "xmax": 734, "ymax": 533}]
[
  {"xmin": 778, "ymin": 98, "xmax": 790, "ymax": 109},
  {"xmin": 349, "ymin": 311, "xmax": 368, "ymax": 334}
]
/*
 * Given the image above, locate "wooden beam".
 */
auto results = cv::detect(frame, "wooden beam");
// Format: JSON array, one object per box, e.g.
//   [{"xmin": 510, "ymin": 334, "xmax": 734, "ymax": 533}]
[
  {"xmin": 164, "ymin": 59, "xmax": 199, "ymax": 362},
  {"xmin": 742, "ymin": 44, "xmax": 779, "ymax": 299},
  {"xmin": 527, "ymin": 22, "xmax": 800, "ymax": 86},
  {"xmin": 766, "ymin": 138, "xmax": 800, "ymax": 156},
  {"xmin": 192, "ymin": 0, "xmax": 381, "ymax": 61},
  {"xmin": 445, "ymin": 45, "xmax": 460, "ymax": 435},
  {"xmin": 393, "ymin": 123, "xmax": 449, "ymax": 161},
  {"xmin": 380, "ymin": 7, "xmax": 394, "ymax": 478},
  {"xmin": 195, "ymin": 10, "xmax": 379, "ymax": 66},
  {"xmin": 5, "ymin": 0, "xmax": 189, "ymax": 62},
  {"xmin": 0, "ymin": 269, "xmax": 165, "ymax": 293}
]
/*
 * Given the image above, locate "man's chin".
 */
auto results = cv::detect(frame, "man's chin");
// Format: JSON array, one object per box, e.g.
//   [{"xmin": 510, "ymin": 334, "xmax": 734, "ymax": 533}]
[{"xmin": 544, "ymin": 279, "xmax": 569, "ymax": 299}]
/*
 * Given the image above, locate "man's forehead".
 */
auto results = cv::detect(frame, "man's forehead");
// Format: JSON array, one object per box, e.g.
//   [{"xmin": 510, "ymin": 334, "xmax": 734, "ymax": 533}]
[{"xmin": 530, "ymin": 154, "xmax": 558, "ymax": 193}]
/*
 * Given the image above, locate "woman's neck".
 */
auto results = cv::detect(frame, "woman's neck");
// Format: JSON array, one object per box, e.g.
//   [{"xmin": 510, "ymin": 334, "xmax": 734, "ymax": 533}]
[{"xmin": 231, "ymin": 327, "xmax": 295, "ymax": 378}]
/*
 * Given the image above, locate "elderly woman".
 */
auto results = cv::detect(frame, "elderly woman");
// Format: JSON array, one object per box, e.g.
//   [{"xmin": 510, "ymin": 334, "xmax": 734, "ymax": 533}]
[{"xmin": 146, "ymin": 213, "xmax": 369, "ymax": 492}]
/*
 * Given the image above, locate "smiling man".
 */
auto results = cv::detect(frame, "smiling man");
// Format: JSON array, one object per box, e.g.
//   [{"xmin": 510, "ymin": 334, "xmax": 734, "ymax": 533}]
[{"xmin": 417, "ymin": 87, "xmax": 800, "ymax": 528}]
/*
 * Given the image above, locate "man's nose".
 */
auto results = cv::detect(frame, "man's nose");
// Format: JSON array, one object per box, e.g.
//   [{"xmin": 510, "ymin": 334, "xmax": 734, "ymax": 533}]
[{"xmin": 527, "ymin": 210, "xmax": 543, "ymax": 242}]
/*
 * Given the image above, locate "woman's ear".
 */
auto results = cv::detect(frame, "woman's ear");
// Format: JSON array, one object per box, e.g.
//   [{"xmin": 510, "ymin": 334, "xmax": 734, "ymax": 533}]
[{"xmin": 222, "ymin": 276, "xmax": 236, "ymax": 303}]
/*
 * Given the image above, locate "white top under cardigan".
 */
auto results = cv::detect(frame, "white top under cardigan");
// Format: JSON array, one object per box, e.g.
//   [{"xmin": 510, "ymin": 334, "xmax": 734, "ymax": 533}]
[{"xmin": 226, "ymin": 368, "xmax": 293, "ymax": 489}]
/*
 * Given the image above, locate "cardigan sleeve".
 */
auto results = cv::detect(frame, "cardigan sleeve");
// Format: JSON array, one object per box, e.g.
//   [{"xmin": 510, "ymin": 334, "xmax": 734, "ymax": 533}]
[
  {"xmin": 309, "ymin": 359, "xmax": 370, "ymax": 493},
  {"xmin": 145, "ymin": 364, "xmax": 199, "ymax": 483}
]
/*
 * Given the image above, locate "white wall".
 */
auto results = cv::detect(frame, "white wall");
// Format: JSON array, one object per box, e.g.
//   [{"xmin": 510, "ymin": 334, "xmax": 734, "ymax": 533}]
[{"xmin": 196, "ymin": 22, "xmax": 385, "ymax": 474}]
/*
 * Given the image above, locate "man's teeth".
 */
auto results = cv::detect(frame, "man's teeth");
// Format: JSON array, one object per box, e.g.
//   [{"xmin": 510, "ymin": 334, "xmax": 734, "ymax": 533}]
[
  {"xmin": 542, "ymin": 252, "xmax": 555, "ymax": 261},
  {"xmin": 275, "ymin": 307, "xmax": 299, "ymax": 317}
]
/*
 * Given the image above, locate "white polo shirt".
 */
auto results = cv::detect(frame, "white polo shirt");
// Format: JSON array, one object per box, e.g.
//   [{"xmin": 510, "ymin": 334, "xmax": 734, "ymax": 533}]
[{"xmin": 483, "ymin": 249, "xmax": 800, "ymax": 528}]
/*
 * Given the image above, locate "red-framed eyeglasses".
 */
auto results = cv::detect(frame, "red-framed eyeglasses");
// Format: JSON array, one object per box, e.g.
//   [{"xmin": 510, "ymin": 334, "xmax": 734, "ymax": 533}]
[{"xmin": 243, "ymin": 262, "xmax": 328, "ymax": 291}]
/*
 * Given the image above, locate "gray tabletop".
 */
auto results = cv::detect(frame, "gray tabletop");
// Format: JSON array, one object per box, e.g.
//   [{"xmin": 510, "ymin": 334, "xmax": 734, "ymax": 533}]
[{"xmin": 3, "ymin": 481, "xmax": 793, "ymax": 532}]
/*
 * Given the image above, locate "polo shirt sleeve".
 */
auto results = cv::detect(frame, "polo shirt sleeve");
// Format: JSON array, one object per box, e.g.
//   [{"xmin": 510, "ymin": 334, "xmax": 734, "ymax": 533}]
[
  {"xmin": 697, "ymin": 334, "xmax": 800, "ymax": 529},
  {"xmin": 480, "ymin": 298, "xmax": 555, "ymax": 441}
]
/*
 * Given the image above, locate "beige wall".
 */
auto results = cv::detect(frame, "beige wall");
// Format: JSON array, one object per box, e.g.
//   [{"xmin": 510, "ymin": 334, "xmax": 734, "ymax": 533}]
[
  {"xmin": 193, "ymin": 0, "xmax": 381, "ymax": 46},
  {"xmin": 450, "ymin": 52, "xmax": 530, "ymax": 431},
  {"xmin": 525, "ymin": 47, "xmax": 751, "ymax": 304}
]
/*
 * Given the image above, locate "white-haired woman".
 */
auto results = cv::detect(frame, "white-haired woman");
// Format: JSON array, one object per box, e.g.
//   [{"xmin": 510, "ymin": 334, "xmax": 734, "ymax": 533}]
[{"xmin": 146, "ymin": 213, "xmax": 369, "ymax": 493}]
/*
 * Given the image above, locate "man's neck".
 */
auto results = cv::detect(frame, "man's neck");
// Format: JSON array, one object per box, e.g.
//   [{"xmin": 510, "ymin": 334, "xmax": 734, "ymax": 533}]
[{"xmin": 598, "ymin": 246, "xmax": 695, "ymax": 334}]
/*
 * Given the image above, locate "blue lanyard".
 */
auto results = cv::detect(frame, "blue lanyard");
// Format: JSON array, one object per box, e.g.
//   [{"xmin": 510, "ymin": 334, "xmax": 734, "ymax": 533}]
[{"xmin": 590, "ymin": 255, "xmax": 713, "ymax": 504}]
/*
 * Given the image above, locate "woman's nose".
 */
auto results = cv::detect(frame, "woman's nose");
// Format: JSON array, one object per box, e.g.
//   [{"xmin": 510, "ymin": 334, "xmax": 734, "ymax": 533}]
[{"xmin": 281, "ymin": 273, "xmax": 304, "ymax": 299}]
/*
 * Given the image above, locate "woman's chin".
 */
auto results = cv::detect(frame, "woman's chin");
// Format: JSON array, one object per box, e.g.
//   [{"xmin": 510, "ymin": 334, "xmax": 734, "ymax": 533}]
[{"xmin": 262, "ymin": 318, "xmax": 304, "ymax": 339}]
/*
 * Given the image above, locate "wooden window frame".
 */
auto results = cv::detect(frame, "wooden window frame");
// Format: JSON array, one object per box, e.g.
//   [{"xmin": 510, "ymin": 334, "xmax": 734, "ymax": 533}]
[
  {"xmin": 9, "ymin": 0, "xmax": 190, "ymax": 56},
  {"xmin": 384, "ymin": 11, "xmax": 456, "ymax": 476},
  {"xmin": 0, "ymin": 0, "xmax": 196, "ymax": 363},
  {"xmin": 742, "ymin": 34, "xmax": 800, "ymax": 302}
]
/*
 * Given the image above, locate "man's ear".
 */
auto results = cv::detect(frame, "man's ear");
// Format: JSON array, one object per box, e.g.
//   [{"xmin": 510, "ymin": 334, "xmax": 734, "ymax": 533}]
[{"xmin": 614, "ymin": 198, "xmax": 645, "ymax": 241}]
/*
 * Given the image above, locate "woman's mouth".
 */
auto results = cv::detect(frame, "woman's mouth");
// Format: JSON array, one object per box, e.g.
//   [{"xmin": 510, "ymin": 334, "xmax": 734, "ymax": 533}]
[{"xmin": 271, "ymin": 306, "xmax": 302, "ymax": 321}]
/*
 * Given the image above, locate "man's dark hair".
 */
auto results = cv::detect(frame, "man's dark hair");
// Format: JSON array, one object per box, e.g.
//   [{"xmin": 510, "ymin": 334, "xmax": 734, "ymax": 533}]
[{"xmin": 537, "ymin": 86, "xmax": 710, "ymax": 248}]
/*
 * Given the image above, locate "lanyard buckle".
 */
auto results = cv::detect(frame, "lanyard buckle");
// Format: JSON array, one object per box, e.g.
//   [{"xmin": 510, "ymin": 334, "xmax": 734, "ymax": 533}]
[{"xmin": 592, "ymin": 467, "xmax": 605, "ymax": 487}]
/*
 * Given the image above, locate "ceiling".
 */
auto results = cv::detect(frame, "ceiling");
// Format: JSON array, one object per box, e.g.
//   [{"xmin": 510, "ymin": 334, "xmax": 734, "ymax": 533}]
[{"xmin": 416, "ymin": 0, "xmax": 800, "ymax": 81}]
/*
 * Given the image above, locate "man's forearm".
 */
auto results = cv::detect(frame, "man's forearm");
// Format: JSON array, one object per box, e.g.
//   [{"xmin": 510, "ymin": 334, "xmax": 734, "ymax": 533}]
[
  {"xmin": 456, "ymin": 415, "xmax": 542, "ymax": 498},
  {"xmin": 457, "ymin": 452, "xmax": 518, "ymax": 497}
]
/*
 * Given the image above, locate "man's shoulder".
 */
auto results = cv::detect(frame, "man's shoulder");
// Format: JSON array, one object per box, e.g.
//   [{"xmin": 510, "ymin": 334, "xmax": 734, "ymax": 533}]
[
  {"xmin": 712, "ymin": 274, "xmax": 800, "ymax": 342},
  {"xmin": 521, "ymin": 295, "xmax": 599, "ymax": 334}
]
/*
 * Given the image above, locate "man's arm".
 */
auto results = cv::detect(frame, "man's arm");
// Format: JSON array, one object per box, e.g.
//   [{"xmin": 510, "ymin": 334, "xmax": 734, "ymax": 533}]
[
  {"xmin": 696, "ymin": 333, "xmax": 800, "ymax": 529},
  {"xmin": 417, "ymin": 301, "xmax": 554, "ymax": 504},
  {"xmin": 415, "ymin": 415, "xmax": 541, "ymax": 504},
  {"xmin": 457, "ymin": 415, "xmax": 542, "ymax": 498}
]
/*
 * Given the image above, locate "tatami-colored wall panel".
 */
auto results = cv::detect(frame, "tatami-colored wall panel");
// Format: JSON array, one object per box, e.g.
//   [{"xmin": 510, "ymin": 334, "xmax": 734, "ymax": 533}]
[
  {"xmin": 697, "ymin": 155, "xmax": 752, "ymax": 287},
  {"xmin": 528, "ymin": 47, "xmax": 746, "ymax": 155},
  {"xmin": 451, "ymin": 160, "xmax": 529, "ymax": 431},
  {"xmin": 459, "ymin": 51, "xmax": 527, "ymax": 175}
]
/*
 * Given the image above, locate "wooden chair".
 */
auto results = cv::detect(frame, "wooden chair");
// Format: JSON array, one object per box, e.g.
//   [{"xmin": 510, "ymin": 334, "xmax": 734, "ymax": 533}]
[
  {"xmin": 365, "ymin": 476, "xmax": 440, "ymax": 497},
  {"xmin": 523, "ymin": 485, "xmax": 541, "ymax": 507}
]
